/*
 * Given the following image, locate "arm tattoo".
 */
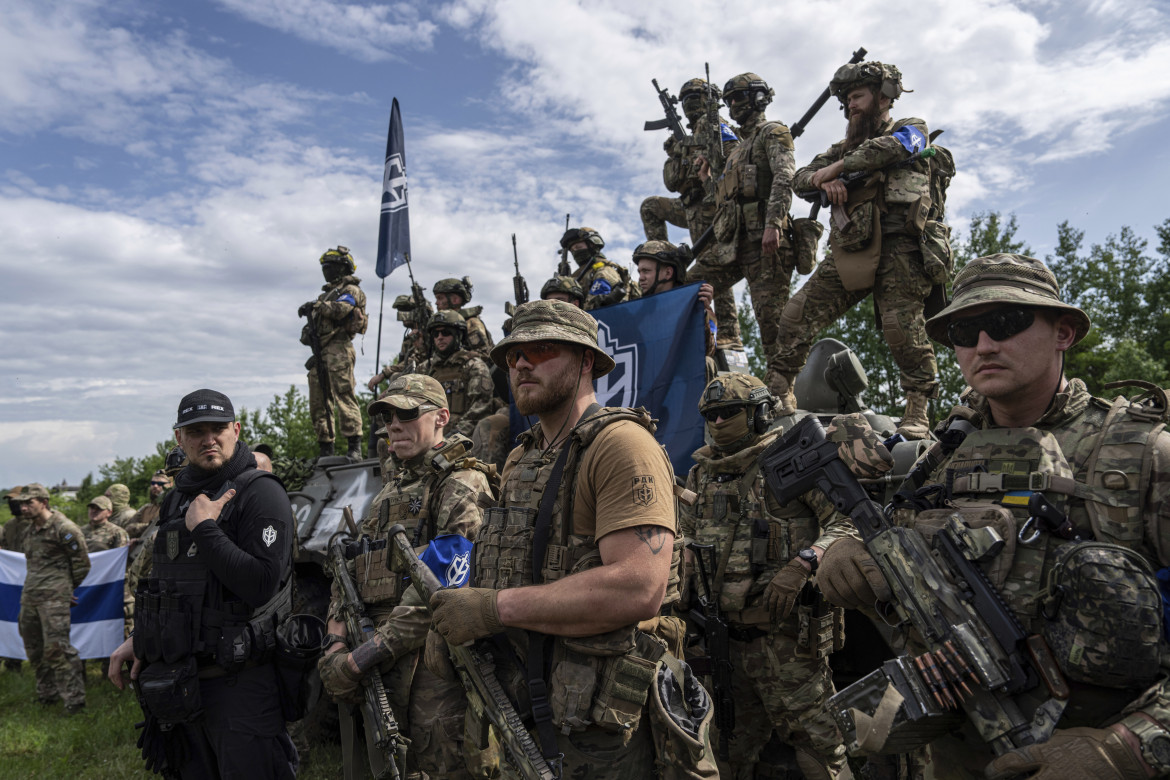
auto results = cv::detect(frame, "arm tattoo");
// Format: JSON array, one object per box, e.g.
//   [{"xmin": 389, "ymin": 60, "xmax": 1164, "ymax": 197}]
[{"xmin": 634, "ymin": 526, "xmax": 667, "ymax": 555}]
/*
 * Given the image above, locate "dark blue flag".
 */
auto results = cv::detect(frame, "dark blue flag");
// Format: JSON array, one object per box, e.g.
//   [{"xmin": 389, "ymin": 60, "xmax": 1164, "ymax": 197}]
[
  {"xmin": 376, "ymin": 98, "xmax": 409, "ymax": 278},
  {"xmin": 509, "ymin": 283, "xmax": 708, "ymax": 476}
]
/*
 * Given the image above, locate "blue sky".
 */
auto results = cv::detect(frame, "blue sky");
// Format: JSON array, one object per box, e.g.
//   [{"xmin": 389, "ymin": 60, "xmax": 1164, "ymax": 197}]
[{"xmin": 3, "ymin": 0, "xmax": 1170, "ymax": 486}]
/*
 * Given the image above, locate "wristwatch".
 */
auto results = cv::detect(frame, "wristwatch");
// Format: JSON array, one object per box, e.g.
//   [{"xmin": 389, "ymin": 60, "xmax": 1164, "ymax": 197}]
[
  {"xmin": 1123, "ymin": 714, "xmax": 1170, "ymax": 774},
  {"xmin": 797, "ymin": 547, "xmax": 819, "ymax": 573},
  {"xmin": 322, "ymin": 633, "xmax": 348, "ymax": 652}
]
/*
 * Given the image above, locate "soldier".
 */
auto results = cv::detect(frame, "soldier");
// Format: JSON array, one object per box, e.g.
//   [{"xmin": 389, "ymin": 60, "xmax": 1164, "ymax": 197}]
[
  {"xmin": 428, "ymin": 300, "xmax": 686, "ymax": 777},
  {"xmin": 125, "ymin": 469, "xmax": 171, "ymax": 542},
  {"xmin": 681, "ymin": 374, "xmax": 849, "ymax": 779},
  {"xmin": 368, "ymin": 293, "xmax": 431, "ymax": 391},
  {"xmin": 694, "ymin": 72, "xmax": 797, "ymax": 393},
  {"xmin": 109, "ymin": 388, "xmax": 297, "ymax": 778},
  {"xmin": 772, "ymin": 61, "xmax": 940, "ymax": 437},
  {"xmin": 559, "ymin": 227, "xmax": 641, "ymax": 310},
  {"xmin": 641, "ymin": 77, "xmax": 743, "ymax": 349},
  {"xmin": 299, "ymin": 245, "xmax": 368, "ymax": 459},
  {"xmin": 318, "ymin": 374, "xmax": 496, "ymax": 779},
  {"xmin": 421, "ymin": 310, "xmax": 495, "ymax": 442},
  {"xmin": 83, "ymin": 495, "xmax": 129, "ymax": 552},
  {"xmin": 1, "ymin": 485, "xmax": 29, "ymax": 550},
  {"xmin": 634, "ymin": 240, "xmax": 719, "ymax": 379},
  {"xmin": 819, "ymin": 254, "xmax": 1170, "ymax": 778},
  {"xmin": 15, "ymin": 483, "xmax": 91, "ymax": 713},
  {"xmin": 539, "ymin": 274, "xmax": 585, "ymax": 307},
  {"xmin": 434, "ymin": 277, "xmax": 494, "ymax": 356},
  {"xmin": 105, "ymin": 483, "xmax": 136, "ymax": 529}
]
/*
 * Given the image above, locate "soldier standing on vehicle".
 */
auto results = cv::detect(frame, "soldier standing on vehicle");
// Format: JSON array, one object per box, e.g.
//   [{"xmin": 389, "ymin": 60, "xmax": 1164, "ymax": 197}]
[
  {"xmin": 422, "ymin": 311, "xmax": 496, "ymax": 443},
  {"xmin": 682, "ymin": 374, "xmax": 850, "ymax": 779},
  {"xmin": 772, "ymin": 62, "xmax": 941, "ymax": 438},
  {"xmin": 106, "ymin": 483, "xmax": 136, "ymax": 530},
  {"xmin": 368, "ymin": 293, "xmax": 430, "ymax": 391},
  {"xmin": 83, "ymin": 495, "xmax": 129, "ymax": 552},
  {"xmin": 299, "ymin": 245, "xmax": 368, "ymax": 459},
  {"xmin": 434, "ymin": 277, "xmax": 494, "ymax": 357},
  {"xmin": 15, "ymin": 483, "xmax": 90, "ymax": 713},
  {"xmin": 559, "ymin": 227, "xmax": 641, "ymax": 311},
  {"xmin": 694, "ymin": 72, "xmax": 797, "ymax": 391},
  {"xmin": 819, "ymin": 255, "xmax": 1170, "ymax": 778},
  {"xmin": 539, "ymin": 274, "xmax": 586, "ymax": 307},
  {"xmin": 642, "ymin": 77, "xmax": 743, "ymax": 349},
  {"xmin": 318, "ymin": 374, "xmax": 496, "ymax": 779}
]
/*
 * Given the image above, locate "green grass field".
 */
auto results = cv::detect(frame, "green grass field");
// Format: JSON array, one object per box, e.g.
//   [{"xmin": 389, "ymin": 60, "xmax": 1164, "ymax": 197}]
[{"xmin": 0, "ymin": 662, "xmax": 343, "ymax": 779}]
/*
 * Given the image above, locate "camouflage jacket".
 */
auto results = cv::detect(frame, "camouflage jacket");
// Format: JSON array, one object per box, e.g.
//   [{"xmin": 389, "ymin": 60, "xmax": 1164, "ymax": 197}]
[
  {"xmin": 0, "ymin": 514, "xmax": 30, "ymax": 551},
  {"xmin": 22, "ymin": 510, "xmax": 90, "ymax": 599},
  {"xmin": 663, "ymin": 112, "xmax": 737, "ymax": 209},
  {"xmin": 110, "ymin": 506, "xmax": 135, "ymax": 529},
  {"xmin": 423, "ymin": 349, "xmax": 496, "ymax": 438},
  {"xmin": 450, "ymin": 305, "xmax": 494, "ymax": 357},
  {"xmin": 302, "ymin": 275, "xmax": 367, "ymax": 349},
  {"xmin": 714, "ymin": 112, "xmax": 795, "ymax": 235},
  {"xmin": 125, "ymin": 501, "xmax": 161, "ymax": 539},
  {"xmin": 573, "ymin": 252, "xmax": 641, "ymax": 311},
  {"xmin": 84, "ymin": 519, "xmax": 129, "ymax": 552}
]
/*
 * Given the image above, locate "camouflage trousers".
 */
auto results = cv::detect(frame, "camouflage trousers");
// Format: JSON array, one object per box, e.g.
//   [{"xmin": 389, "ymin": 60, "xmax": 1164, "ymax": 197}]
[
  {"xmin": 402, "ymin": 659, "xmax": 474, "ymax": 779},
  {"xmin": 641, "ymin": 195, "xmax": 742, "ymax": 349},
  {"xmin": 470, "ymin": 412, "xmax": 511, "ymax": 471},
  {"xmin": 771, "ymin": 234, "xmax": 938, "ymax": 396},
  {"xmin": 690, "ymin": 231, "xmax": 795, "ymax": 389},
  {"xmin": 307, "ymin": 340, "xmax": 362, "ymax": 443},
  {"xmin": 715, "ymin": 628, "xmax": 846, "ymax": 780},
  {"xmin": 18, "ymin": 596, "xmax": 85, "ymax": 707}
]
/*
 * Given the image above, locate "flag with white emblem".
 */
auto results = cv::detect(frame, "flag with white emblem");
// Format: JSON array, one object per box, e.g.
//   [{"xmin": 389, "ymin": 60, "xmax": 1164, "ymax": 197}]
[{"xmin": 376, "ymin": 97, "xmax": 410, "ymax": 279}]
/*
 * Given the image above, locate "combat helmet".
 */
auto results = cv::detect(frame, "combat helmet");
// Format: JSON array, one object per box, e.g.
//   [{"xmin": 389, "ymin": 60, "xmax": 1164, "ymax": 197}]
[
  {"xmin": 633, "ymin": 240, "xmax": 690, "ymax": 294},
  {"xmin": 560, "ymin": 227, "xmax": 606, "ymax": 266},
  {"xmin": 433, "ymin": 277, "xmax": 474, "ymax": 304},
  {"xmin": 164, "ymin": 445, "xmax": 188, "ymax": 477},
  {"xmin": 679, "ymin": 78, "xmax": 720, "ymax": 123},
  {"xmin": 319, "ymin": 245, "xmax": 356, "ymax": 274},
  {"xmin": 393, "ymin": 293, "xmax": 418, "ymax": 325},
  {"xmin": 540, "ymin": 275, "xmax": 586, "ymax": 305},
  {"xmin": 722, "ymin": 73, "xmax": 773, "ymax": 121},
  {"xmin": 427, "ymin": 309, "xmax": 467, "ymax": 355},
  {"xmin": 699, "ymin": 373, "xmax": 776, "ymax": 451},
  {"xmin": 829, "ymin": 61, "xmax": 906, "ymax": 103}
]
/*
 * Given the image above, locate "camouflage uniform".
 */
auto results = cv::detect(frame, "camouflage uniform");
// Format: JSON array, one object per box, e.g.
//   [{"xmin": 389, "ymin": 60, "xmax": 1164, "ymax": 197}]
[
  {"xmin": 1, "ymin": 512, "xmax": 30, "ymax": 551},
  {"xmin": 126, "ymin": 496, "xmax": 165, "ymax": 540},
  {"xmin": 470, "ymin": 412, "xmax": 511, "ymax": 472},
  {"xmin": 451, "ymin": 305, "xmax": 493, "ymax": 357},
  {"xmin": 18, "ymin": 488, "xmax": 90, "ymax": 708},
  {"xmin": 301, "ymin": 260, "xmax": 367, "ymax": 449},
  {"xmin": 692, "ymin": 76, "xmax": 796, "ymax": 389},
  {"xmin": 84, "ymin": 518, "xmax": 129, "ymax": 552},
  {"xmin": 561, "ymin": 228, "xmax": 641, "ymax": 311},
  {"xmin": 107, "ymin": 483, "xmax": 136, "ymax": 529},
  {"xmin": 681, "ymin": 375, "xmax": 850, "ymax": 779},
  {"xmin": 422, "ymin": 350, "xmax": 495, "ymax": 441},
  {"xmin": 329, "ymin": 378, "xmax": 494, "ymax": 779}
]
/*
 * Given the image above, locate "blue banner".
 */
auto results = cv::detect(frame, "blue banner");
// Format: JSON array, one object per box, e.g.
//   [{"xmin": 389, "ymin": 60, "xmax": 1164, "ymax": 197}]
[
  {"xmin": 375, "ymin": 98, "xmax": 410, "ymax": 278},
  {"xmin": 509, "ymin": 283, "xmax": 708, "ymax": 476}
]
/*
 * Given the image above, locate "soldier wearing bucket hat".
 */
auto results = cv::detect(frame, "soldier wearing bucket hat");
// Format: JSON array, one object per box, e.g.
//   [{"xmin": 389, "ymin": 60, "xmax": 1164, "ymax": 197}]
[
  {"xmin": 818, "ymin": 254, "xmax": 1170, "ymax": 779},
  {"xmin": 430, "ymin": 300, "xmax": 714, "ymax": 778},
  {"xmin": 320, "ymin": 373, "xmax": 496, "ymax": 779}
]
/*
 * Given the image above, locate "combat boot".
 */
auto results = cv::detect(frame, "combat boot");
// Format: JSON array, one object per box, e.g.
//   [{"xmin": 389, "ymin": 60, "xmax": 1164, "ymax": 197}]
[
  {"xmin": 767, "ymin": 370, "xmax": 798, "ymax": 416},
  {"xmin": 318, "ymin": 440, "xmax": 334, "ymax": 458},
  {"xmin": 896, "ymin": 391, "xmax": 933, "ymax": 440},
  {"xmin": 346, "ymin": 435, "xmax": 362, "ymax": 460}
]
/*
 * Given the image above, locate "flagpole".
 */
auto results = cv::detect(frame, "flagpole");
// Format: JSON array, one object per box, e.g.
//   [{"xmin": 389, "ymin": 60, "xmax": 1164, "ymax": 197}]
[{"xmin": 373, "ymin": 277, "xmax": 385, "ymax": 384}]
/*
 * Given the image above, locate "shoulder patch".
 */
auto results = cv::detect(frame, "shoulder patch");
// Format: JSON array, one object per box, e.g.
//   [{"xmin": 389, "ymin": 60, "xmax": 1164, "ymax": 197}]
[
  {"xmin": 720, "ymin": 123, "xmax": 738, "ymax": 142},
  {"xmin": 589, "ymin": 279, "xmax": 613, "ymax": 296},
  {"xmin": 262, "ymin": 525, "xmax": 277, "ymax": 547},
  {"xmin": 632, "ymin": 475, "xmax": 657, "ymax": 507},
  {"xmin": 337, "ymin": 293, "xmax": 356, "ymax": 306},
  {"xmin": 892, "ymin": 125, "xmax": 927, "ymax": 154}
]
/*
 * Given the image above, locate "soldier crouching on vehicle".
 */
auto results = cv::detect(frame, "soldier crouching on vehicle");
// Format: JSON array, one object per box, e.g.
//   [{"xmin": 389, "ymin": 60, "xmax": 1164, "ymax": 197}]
[{"xmin": 109, "ymin": 389, "xmax": 297, "ymax": 779}]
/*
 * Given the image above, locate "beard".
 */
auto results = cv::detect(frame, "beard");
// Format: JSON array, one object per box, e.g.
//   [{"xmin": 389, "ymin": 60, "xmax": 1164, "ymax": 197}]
[
  {"xmin": 511, "ymin": 366, "xmax": 581, "ymax": 417},
  {"xmin": 844, "ymin": 98, "xmax": 884, "ymax": 150}
]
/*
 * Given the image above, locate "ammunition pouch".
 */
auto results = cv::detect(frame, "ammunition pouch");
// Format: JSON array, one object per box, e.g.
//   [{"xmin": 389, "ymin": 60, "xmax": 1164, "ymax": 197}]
[
  {"xmin": 648, "ymin": 656, "xmax": 718, "ymax": 780},
  {"xmin": 712, "ymin": 201, "xmax": 738, "ymax": 243},
  {"xmin": 549, "ymin": 628, "xmax": 662, "ymax": 735},
  {"xmin": 790, "ymin": 217, "xmax": 823, "ymax": 275},
  {"xmin": 680, "ymin": 184, "xmax": 706, "ymax": 209},
  {"xmin": 794, "ymin": 591, "xmax": 845, "ymax": 660},
  {"xmin": 831, "ymin": 199, "xmax": 877, "ymax": 254},
  {"xmin": 1040, "ymin": 542, "xmax": 1163, "ymax": 689},
  {"xmin": 138, "ymin": 657, "xmax": 203, "ymax": 727},
  {"xmin": 919, "ymin": 219, "xmax": 953, "ymax": 285},
  {"xmin": 274, "ymin": 613, "xmax": 326, "ymax": 722}
]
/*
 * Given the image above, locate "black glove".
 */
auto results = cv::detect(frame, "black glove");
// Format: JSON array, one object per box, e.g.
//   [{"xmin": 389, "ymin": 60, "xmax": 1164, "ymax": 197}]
[{"xmin": 298, "ymin": 302, "xmax": 315, "ymax": 318}]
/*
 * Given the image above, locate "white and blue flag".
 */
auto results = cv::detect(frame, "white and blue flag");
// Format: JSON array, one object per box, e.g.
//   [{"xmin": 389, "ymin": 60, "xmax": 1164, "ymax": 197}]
[
  {"xmin": 0, "ymin": 547, "xmax": 128, "ymax": 660},
  {"xmin": 376, "ymin": 97, "xmax": 410, "ymax": 279}
]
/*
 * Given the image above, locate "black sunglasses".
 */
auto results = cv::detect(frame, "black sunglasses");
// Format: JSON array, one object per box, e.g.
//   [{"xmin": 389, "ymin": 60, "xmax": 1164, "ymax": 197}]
[
  {"xmin": 385, "ymin": 405, "xmax": 438, "ymax": 423},
  {"xmin": 149, "ymin": 481, "xmax": 169, "ymax": 487},
  {"xmin": 431, "ymin": 328, "xmax": 455, "ymax": 339},
  {"xmin": 947, "ymin": 307, "xmax": 1035, "ymax": 348},
  {"xmin": 702, "ymin": 404, "xmax": 745, "ymax": 423}
]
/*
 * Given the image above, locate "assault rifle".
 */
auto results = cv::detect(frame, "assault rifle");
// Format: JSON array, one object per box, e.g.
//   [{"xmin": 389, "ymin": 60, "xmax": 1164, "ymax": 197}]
[
  {"xmin": 644, "ymin": 78, "xmax": 687, "ymax": 142},
  {"xmin": 702, "ymin": 62, "xmax": 728, "ymax": 176},
  {"xmin": 386, "ymin": 524, "xmax": 559, "ymax": 780},
  {"xmin": 300, "ymin": 305, "xmax": 334, "ymax": 406},
  {"xmin": 505, "ymin": 233, "xmax": 528, "ymax": 318},
  {"xmin": 327, "ymin": 507, "xmax": 406, "ymax": 780},
  {"xmin": 796, "ymin": 138, "xmax": 941, "ymax": 220},
  {"xmin": 789, "ymin": 47, "xmax": 866, "ymax": 139},
  {"xmin": 759, "ymin": 417, "xmax": 1069, "ymax": 756},
  {"xmin": 557, "ymin": 213, "xmax": 571, "ymax": 277},
  {"xmin": 685, "ymin": 541, "xmax": 735, "ymax": 762}
]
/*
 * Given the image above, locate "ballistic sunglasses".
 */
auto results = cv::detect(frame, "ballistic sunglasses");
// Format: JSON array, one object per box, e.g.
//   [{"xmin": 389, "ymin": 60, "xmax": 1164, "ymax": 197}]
[
  {"xmin": 702, "ymin": 404, "xmax": 745, "ymax": 423},
  {"xmin": 505, "ymin": 341, "xmax": 564, "ymax": 369},
  {"xmin": 947, "ymin": 307, "xmax": 1035, "ymax": 348}
]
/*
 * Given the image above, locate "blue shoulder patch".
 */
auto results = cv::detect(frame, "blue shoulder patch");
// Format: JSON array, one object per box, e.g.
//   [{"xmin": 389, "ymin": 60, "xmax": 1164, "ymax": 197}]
[
  {"xmin": 337, "ymin": 294, "xmax": 356, "ymax": 306},
  {"xmin": 589, "ymin": 279, "xmax": 612, "ymax": 296},
  {"xmin": 891, "ymin": 125, "xmax": 927, "ymax": 155},
  {"xmin": 708, "ymin": 319, "xmax": 717, "ymax": 335},
  {"xmin": 420, "ymin": 534, "xmax": 474, "ymax": 588},
  {"xmin": 719, "ymin": 123, "xmax": 738, "ymax": 142}
]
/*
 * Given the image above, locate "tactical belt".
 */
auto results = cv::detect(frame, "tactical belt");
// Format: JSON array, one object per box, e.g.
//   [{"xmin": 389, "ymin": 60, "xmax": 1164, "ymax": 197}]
[{"xmin": 726, "ymin": 624, "xmax": 768, "ymax": 643}]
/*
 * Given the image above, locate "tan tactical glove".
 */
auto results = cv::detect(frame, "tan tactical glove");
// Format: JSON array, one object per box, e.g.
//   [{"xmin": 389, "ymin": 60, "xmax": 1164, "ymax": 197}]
[
  {"xmin": 764, "ymin": 558, "xmax": 810, "ymax": 621},
  {"xmin": 430, "ymin": 587, "xmax": 504, "ymax": 646},
  {"xmin": 423, "ymin": 629, "xmax": 458, "ymax": 682},
  {"xmin": 984, "ymin": 726, "xmax": 1149, "ymax": 780},
  {"xmin": 318, "ymin": 649, "xmax": 362, "ymax": 704},
  {"xmin": 817, "ymin": 537, "xmax": 892, "ymax": 610}
]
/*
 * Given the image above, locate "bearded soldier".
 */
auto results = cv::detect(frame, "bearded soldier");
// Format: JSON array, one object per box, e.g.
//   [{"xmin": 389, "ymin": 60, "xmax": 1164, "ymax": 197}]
[
  {"xmin": 819, "ymin": 255, "xmax": 1170, "ymax": 779},
  {"xmin": 299, "ymin": 245, "xmax": 368, "ymax": 459},
  {"xmin": 125, "ymin": 470, "xmax": 172, "ymax": 542},
  {"xmin": 694, "ymin": 73, "xmax": 797, "ymax": 396},
  {"xmin": 682, "ymin": 374, "xmax": 850, "ymax": 779},
  {"xmin": 318, "ymin": 374, "xmax": 496, "ymax": 779},
  {"xmin": 559, "ymin": 227, "xmax": 641, "ymax": 311},
  {"xmin": 772, "ymin": 62, "xmax": 943, "ymax": 438},
  {"xmin": 433, "ymin": 277, "xmax": 494, "ymax": 357},
  {"xmin": 641, "ymin": 77, "xmax": 743, "ymax": 348}
]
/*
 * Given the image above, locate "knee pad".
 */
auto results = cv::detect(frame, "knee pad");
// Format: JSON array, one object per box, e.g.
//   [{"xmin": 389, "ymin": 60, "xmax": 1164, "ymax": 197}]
[
  {"xmin": 781, "ymin": 295, "xmax": 805, "ymax": 328},
  {"xmin": 881, "ymin": 309, "xmax": 907, "ymax": 348}
]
